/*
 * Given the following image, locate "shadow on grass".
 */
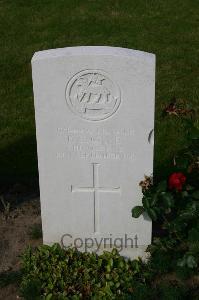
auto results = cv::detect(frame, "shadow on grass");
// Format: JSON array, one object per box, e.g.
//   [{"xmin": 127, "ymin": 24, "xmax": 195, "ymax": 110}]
[{"xmin": 0, "ymin": 135, "xmax": 39, "ymax": 192}]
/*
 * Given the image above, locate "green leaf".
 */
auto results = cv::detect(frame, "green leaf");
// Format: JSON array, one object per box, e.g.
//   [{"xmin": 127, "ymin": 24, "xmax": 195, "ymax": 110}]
[
  {"xmin": 182, "ymin": 191, "xmax": 189, "ymax": 198},
  {"xmin": 189, "ymin": 127, "xmax": 199, "ymax": 140},
  {"xmin": 98, "ymin": 259, "xmax": 102, "ymax": 267},
  {"xmin": 46, "ymin": 294, "xmax": 53, "ymax": 300},
  {"xmin": 161, "ymin": 192, "xmax": 174, "ymax": 207},
  {"xmin": 193, "ymin": 120, "xmax": 199, "ymax": 130},
  {"xmin": 188, "ymin": 228, "xmax": 199, "ymax": 242},
  {"xmin": 192, "ymin": 190, "xmax": 199, "ymax": 200},
  {"xmin": 157, "ymin": 180, "xmax": 167, "ymax": 192},
  {"xmin": 177, "ymin": 257, "xmax": 186, "ymax": 267},
  {"xmin": 186, "ymin": 255, "xmax": 197, "ymax": 269},
  {"xmin": 147, "ymin": 208, "xmax": 157, "ymax": 221},
  {"xmin": 175, "ymin": 156, "xmax": 189, "ymax": 170},
  {"xmin": 142, "ymin": 197, "xmax": 150, "ymax": 209},
  {"xmin": 186, "ymin": 185, "xmax": 195, "ymax": 191},
  {"xmin": 151, "ymin": 193, "xmax": 159, "ymax": 206},
  {"xmin": 131, "ymin": 206, "xmax": 145, "ymax": 218},
  {"xmin": 179, "ymin": 211, "xmax": 194, "ymax": 220},
  {"xmin": 178, "ymin": 255, "xmax": 198, "ymax": 269},
  {"xmin": 108, "ymin": 258, "xmax": 113, "ymax": 267},
  {"xmin": 106, "ymin": 271, "xmax": 110, "ymax": 277}
]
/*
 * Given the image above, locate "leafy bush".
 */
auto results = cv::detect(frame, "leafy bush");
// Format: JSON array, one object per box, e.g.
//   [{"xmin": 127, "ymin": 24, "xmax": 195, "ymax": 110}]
[
  {"xmin": 20, "ymin": 244, "xmax": 152, "ymax": 299},
  {"xmin": 132, "ymin": 112, "xmax": 199, "ymax": 280},
  {"xmin": 20, "ymin": 243, "xmax": 198, "ymax": 299}
]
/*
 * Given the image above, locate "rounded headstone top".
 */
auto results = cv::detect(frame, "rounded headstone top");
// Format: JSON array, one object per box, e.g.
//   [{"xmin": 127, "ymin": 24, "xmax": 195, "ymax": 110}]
[{"xmin": 32, "ymin": 46, "xmax": 155, "ymax": 63}]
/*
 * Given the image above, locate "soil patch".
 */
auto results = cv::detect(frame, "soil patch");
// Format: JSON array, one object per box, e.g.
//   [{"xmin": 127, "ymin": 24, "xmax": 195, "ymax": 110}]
[{"xmin": 0, "ymin": 198, "xmax": 42, "ymax": 299}]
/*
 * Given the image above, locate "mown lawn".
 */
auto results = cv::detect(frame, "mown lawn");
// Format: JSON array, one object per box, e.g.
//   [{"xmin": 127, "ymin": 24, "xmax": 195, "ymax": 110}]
[{"xmin": 0, "ymin": 0, "xmax": 199, "ymax": 185}]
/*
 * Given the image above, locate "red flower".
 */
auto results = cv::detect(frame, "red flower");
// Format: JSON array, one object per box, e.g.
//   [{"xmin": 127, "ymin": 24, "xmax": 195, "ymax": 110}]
[{"xmin": 168, "ymin": 172, "xmax": 186, "ymax": 192}]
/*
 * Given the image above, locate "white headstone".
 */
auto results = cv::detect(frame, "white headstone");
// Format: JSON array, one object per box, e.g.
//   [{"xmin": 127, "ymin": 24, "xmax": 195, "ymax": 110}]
[{"xmin": 32, "ymin": 46, "xmax": 155, "ymax": 259}]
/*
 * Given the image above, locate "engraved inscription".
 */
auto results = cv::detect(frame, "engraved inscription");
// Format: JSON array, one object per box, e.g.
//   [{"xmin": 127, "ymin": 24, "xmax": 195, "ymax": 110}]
[
  {"xmin": 65, "ymin": 70, "xmax": 121, "ymax": 121},
  {"xmin": 71, "ymin": 163, "xmax": 121, "ymax": 233},
  {"xmin": 57, "ymin": 127, "xmax": 134, "ymax": 161}
]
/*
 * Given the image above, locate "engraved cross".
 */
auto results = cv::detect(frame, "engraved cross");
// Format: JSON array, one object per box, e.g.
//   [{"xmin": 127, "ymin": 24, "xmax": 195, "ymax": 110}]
[{"xmin": 71, "ymin": 163, "xmax": 121, "ymax": 233}]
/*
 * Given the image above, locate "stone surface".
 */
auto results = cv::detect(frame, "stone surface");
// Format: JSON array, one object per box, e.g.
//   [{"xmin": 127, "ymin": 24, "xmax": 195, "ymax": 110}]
[{"xmin": 32, "ymin": 46, "xmax": 155, "ymax": 259}]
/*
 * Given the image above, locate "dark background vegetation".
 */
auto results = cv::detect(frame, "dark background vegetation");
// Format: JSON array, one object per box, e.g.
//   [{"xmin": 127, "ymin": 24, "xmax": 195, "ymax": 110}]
[{"xmin": 0, "ymin": 0, "xmax": 199, "ymax": 187}]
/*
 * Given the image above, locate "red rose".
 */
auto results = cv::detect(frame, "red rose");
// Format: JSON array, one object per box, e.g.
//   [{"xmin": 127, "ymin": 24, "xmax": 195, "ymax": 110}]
[{"xmin": 168, "ymin": 172, "xmax": 186, "ymax": 191}]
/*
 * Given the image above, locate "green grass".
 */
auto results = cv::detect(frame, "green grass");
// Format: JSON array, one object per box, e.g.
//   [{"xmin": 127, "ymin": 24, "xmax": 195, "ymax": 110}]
[{"xmin": 0, "ymin": 0, "xmax": 199, "ymax": 184}]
